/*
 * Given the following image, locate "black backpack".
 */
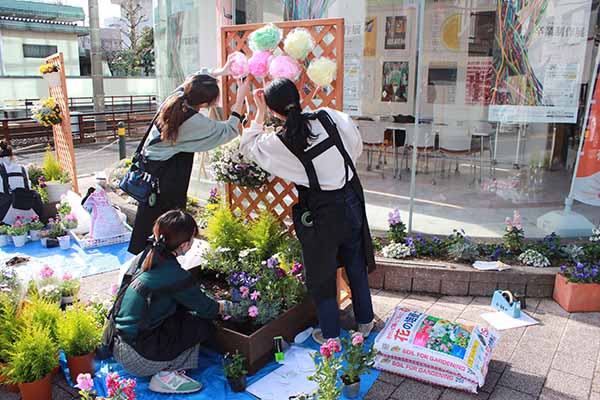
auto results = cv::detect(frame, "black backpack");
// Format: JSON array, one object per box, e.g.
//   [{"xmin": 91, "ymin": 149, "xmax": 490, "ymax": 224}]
[{"xmin": 0, "ymin": 163, "xmax": 43, "ymax": 220}]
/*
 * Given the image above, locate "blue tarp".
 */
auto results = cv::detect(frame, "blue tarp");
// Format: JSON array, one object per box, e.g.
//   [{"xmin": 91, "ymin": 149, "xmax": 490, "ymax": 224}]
[
  {"xmin": 62, "ymin": 331, "xmax": 380, "ymax": 400},
  {"xmin": 0, "ymin": 240, "xmax": 132, "ymax": 281}
]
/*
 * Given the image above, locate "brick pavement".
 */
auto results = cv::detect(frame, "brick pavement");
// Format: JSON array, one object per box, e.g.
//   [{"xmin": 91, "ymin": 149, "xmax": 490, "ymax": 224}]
[{"xmin": 2, "ymin": 274, "xmax": 599, "ymax": 400}]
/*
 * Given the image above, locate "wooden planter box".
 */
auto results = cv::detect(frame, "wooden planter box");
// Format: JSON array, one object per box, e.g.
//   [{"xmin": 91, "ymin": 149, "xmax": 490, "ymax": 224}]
[
  {"xmin": 214, "ymin": 298, "xmax": 316, "ymax": 375},
  {"xmin": 553, "ymin": 274, "xmax": 600, "ymax": 312}
]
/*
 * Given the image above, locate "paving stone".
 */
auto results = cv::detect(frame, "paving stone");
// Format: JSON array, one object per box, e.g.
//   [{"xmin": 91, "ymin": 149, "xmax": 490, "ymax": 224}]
[
  {"xmin": 372, "ymin": 291, "xmax": 405, "ymax": 318},
  {"xmin": 378, "ymin": 371, "xmax": 406, "ymax": 386},
  {"xmin": 509, "ymin": 350, "xmax": 554, "ymax": 375},
  {"xmin": 593, "ymin": 372, "xmax": 600, "ymax": 393},
  {"xmin": 525, "ymin": 284, "xmax": 554, "ymax": 298},
  {"xmin": 488, "ymin": 359, "xmax": 509, "ymax": 374},
  {"xmin": 427, "ymin": 304, "xmax": 463, "ymax": 321},
  {"xmin": 536, "ymin": 299, "xmax": 571, "ymax": 318},
  {"xmin": 488, "ymin": 386, "xmax": 536, "ymax": 400},
  {"xmin": 436, "ymin": 296, "xmax": 473, "ymax": 309},
  {"xmin": 391, "ymin": 379, "xmax": 444, "ymax": 400},
  {"xmin": 590, "ymin": 391, "xmax": 600, "ymax": 400},
  {"xmin": 539, "ymin": 387, "xmax": 585, "ymax": 400},
  {"xmin": 497, "ymin": 367, "xmax": 545, "ymax": 396},
  {"xmin": 412, "ymin": 278, "xmax": 442, "ymax": 294},
  {"xmin": 468, "ymin": 282, "xmax": 497, "ymax": 296},
  {"xmin": 440, "ymin": 280, "xmax": 470, "ymax": 296},
  {"xmin": 480, "ymin": 371, "xmax": 502, "ymax": 394},
  {"xmin": 543, "ymin": 369, "xmax": 591, "ymax": 400},
  {"xmin": 364, "ymin": 380, "xmax": 397, "ymax": 400},
  {"xmin": 385, "ymin": 273, "xmax": 413, "ymax": 292},
  {"xmin": 569, "ymin": 312, "xmax": 600, "ymax": 326},
  {"xmin": 440, "ymin": 389, "xmax": 490, "ymax": 400},
  {"xmin": 551, "ymin": 351, "xmax": 596, "ymax": 379},
  {"xmin": 0, "ymin": 386, "xmax": 19, "ymax": 400}
]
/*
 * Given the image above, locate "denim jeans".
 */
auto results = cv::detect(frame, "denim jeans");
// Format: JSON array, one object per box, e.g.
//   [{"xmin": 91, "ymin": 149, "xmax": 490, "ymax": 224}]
[{"xmin": 317, "ymin": 187, "xmax": 374, "ymax": 338}]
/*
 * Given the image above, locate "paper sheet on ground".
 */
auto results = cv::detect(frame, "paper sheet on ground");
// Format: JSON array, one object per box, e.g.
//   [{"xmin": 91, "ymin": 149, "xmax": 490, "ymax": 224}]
[
  {"xmin": 481, "ymin": 311, "xmax": 538, "ymax": 330},
  {"xmin": 472, "ymin": 261, "xmax": 511, "ymax": 271},
  {"xmin": 246, "ymin": 346, "xmax": 318, "ymax": 400}
]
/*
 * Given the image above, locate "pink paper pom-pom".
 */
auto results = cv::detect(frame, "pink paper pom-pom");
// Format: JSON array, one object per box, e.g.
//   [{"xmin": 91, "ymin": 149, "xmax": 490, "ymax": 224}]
[
  {"xmin": 268, "ymin": 55, "xmax": 301, "ymax": 81},
  {"xmin": 248, "ymin": 51, "xmax": 271, "ymax": 78},
  {"xmin": 228, "ymin": 51, "xmax": 249, "ymax": 78}
]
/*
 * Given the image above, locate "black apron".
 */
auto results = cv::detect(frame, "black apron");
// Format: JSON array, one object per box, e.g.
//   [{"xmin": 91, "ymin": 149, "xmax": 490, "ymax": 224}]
[
  {"xmin": 0, "ymin": 164, "xmax": 42, "ymax": 221},
  {"xmin": 128, "ymin": 109, "xmax": 197, "ymax": 255},
  {"xmin": 278, "ymin": 110, "xmax": 376, "ymax": 302}
]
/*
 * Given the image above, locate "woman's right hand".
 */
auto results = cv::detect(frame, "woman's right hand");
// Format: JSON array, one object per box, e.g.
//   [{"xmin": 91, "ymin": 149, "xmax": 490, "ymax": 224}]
[
  {"xmin": 253, "ymin": 89, "xmax": 267, "ymax": 116},
  {"xmin": 231, "ymin": 78, "xmax": 250, "ymax": 115}
]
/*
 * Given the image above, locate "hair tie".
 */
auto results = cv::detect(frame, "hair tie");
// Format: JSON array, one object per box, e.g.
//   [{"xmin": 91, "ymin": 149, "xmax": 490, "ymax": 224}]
[
  {"xmin": 285, "ymin": 104, "xmax": 298, "ymax": 111},
  {"xmin": 152, "ymin": 235, "xmax": 167, "ymax": 252}
]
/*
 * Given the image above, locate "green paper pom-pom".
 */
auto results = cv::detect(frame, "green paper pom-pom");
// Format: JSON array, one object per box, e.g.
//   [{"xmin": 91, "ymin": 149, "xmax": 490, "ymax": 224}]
[{"xmin": 249, "ymin": 23, "xmax": 282, "ymax": 52}]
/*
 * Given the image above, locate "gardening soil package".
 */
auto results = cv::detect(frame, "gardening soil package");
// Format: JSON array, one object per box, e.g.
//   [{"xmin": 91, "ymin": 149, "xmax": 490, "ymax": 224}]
[{"xmin": 374, "ymin": 307, "xmax": 500, "ymax": 393}]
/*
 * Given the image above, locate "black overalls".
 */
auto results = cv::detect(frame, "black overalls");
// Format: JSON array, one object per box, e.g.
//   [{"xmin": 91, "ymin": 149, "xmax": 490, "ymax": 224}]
[
  {"xmin": 128, "ymin": 109, "xmax": 197, "ymax": 255},
  {"xmin": 278, "ymin": 110, "xmax": 375, "ymax": 336}
]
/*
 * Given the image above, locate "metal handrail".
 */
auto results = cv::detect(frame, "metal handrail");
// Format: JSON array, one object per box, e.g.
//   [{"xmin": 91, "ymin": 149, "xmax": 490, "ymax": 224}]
[{"xmin": 12, "ymin": 95, "xmax": 158, "ymax": 116}]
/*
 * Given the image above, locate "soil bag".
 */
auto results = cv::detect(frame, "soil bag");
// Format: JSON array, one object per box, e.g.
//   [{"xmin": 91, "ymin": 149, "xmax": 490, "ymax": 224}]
[{"xmin": 373, "ymin": 307, "xmax": 500, "ymax": 393}]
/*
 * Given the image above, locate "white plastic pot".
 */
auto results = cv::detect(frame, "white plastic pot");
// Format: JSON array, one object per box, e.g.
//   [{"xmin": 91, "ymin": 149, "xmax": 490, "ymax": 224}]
[
  {"xmin": 46, "ymin": 182, "xmax": 71, "ymax": 203},
  {"xmin": 0, "ymin": 235, "xmax": 8, "ymax": 247},
  {"xmin": 29, "ymin": 230, "xmax": 41, "ymax": 241},
  {"xmin": 43, "ymin": 71, "xmax": 61, "ymax": 88},
  {"xmin": 58, "ymin": 235, "xmax": 71, "ymax": 250},
  {"xmin": 12, "ymin": 235, "xmax": 27, "ymax": 248}
]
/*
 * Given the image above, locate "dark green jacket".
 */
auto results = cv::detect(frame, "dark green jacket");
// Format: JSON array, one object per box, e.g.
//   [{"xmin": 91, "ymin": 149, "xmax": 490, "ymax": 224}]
[{"xmin": 115, "ymin": 255, "xmax": 218, "ymax": 342}]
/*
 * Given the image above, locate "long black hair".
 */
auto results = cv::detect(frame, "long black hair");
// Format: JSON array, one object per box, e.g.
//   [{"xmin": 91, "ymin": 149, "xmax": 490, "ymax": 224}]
[
  {"xmin": 157, "ymin": 74, "xmax": 220, "ymax": 143},
  {"xmin": 264, "ymin": 78, "xmax": 317, "ymax": 152}
]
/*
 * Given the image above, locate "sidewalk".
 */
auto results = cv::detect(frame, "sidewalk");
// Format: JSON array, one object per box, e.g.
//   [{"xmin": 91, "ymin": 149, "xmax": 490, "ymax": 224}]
[{"xmin": 2, "ymin": 270, "xmax": 599, "ymax": 400}]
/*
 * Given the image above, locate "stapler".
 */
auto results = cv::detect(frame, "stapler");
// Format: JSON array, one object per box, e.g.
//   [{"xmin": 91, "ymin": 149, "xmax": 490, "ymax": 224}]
[{"xmin": 491, "ymin": 290, "xmax": 525, "ymax": 318}]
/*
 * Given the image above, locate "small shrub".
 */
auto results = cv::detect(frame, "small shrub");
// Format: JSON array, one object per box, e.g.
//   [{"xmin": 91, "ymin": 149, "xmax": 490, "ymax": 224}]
[
  {"xmin": 0, "ymin": 293, "xmax": 22, "ymax": 362},
  {"xmin": 42, "ymin": 146, "xmax": 65, "ymax": 182},
  {"xmin": 446, "ymin": 230, "xmax": 479, "ymax": 262},
  {"xmin": 27, "ymin": 164, "xmax": 44, "ymax": 188},
  {"xmin": 19, "ymin": 296, "xmax": 62, "ymax": 342},
  {"xmin": 57, "ymin": 306, "xmax": 102, "ymax": 357},
  {"xmin": 205, "ymin": 206, "xmax": 251, "ymax": 254},
  {"xmin": 248, "ymin": 211, "xmax": 285, "ymax": 260},
  {"xmin": 223, "ymin": 351, "xmax": 247, "ymax": 379},
  {"xmin": 2, "ymin": 325, "xmax": 58, "ymax": 383}
]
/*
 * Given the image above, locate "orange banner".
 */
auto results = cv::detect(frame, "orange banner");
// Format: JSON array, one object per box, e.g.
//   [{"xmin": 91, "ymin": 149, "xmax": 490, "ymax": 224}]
[{"xmin": 573, "ymin": 75, "xmax": 600, "ymax": 205}]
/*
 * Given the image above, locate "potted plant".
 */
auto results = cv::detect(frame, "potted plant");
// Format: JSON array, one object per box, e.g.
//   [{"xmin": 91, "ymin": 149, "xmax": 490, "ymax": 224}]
[
  {"xmin": 28, "ymin": 215, "xmax": 45, "ymax": 241},
  {"xmin": 41, "ymin": 147, "xmax": 71, "ymax": 203},
  {"xmin": 32, "ymin": 98, "xmax": 62, "ymax": 129},
  {"xmin": 39, "ymin": 63, "xmax": 60, "ymax": 87},
  {"xmin": 554, "ymin": 263, "xmax": 600, "ymax": 312},
  {"xmin": 62, "ymin": 213, "xmax": 78, "ymax": 232},
  {"xmin": 223, "ymin": 351, "xmax": 248, "ymax": 392},
  {"xmin": 76, "ymin": 371, "xmax": 137, "ymax": 400},
  {"xmin": 1, "ymin": 325, "xmax": 59, "ymax": 400},
  {"xmin": 57, "ymin": 305, "xmax": 102, "ymax": 383},
  {"xmin": 8, "ymin": 217, "xmax": 28, "ymax": 248},
  {"xmin": 0, "ymin": 292, "xmax": 22, "ymax": 393},
  {"xmin": 0, "ymin": 225, "xmax": 8, "ymax": 247},
  {"xmin": 340, "ymin": 333, "xmax": 377, "ymax": 398},
  {"xmin": 59, "ymin": 273, "xmax": 80, "ymax": 306},
  {"xmin": 308, "ymin": 338, "xmax": 342, "ymax": 400},
  {"xmin": 48, "ymin": 218, "xmax": 70, "ymax": 249}
]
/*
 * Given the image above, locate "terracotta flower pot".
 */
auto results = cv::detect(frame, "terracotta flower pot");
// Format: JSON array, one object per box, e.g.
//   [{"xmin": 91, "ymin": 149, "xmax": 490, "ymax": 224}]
[
  {"xmin": 0, "ymin": 362, "xmax": 19, "ymax": 393},
  {"xmin": 18, "ymin": 373, "xmax": 52, "ymax": 400},
  {"xmin": 67, "ymin": 352, "xmax": 95, "ymax": 383},
  {"xmin": 553, "ymin": 274, "xmax": 600, "ymax": 312}
]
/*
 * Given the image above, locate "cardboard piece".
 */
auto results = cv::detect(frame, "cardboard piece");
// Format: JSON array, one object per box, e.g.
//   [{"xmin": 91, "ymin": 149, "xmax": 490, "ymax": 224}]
[{"xmin": 481, "ymin": 311, "xmax": 538, "ymax": 331}]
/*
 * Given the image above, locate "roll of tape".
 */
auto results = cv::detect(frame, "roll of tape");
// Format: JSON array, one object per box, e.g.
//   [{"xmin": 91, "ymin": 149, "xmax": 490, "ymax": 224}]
[{"xmin": 501, "ymin": 290, "xmax": 514, "ymax": 305}]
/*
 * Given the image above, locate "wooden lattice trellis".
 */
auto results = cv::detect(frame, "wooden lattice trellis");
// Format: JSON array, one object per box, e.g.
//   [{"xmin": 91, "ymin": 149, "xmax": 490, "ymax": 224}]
[
  {"xmin": 220, "ymin": 18, "xmax": 345, "ymax": 227},
  {"xmin": 44, "ymin": 52, "xmax": 79, "ymax": 193}
]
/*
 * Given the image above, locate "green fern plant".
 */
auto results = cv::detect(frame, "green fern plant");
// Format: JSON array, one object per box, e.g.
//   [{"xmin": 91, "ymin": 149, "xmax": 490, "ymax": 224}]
[
  {"xmin": 205, "ymin": 205, "xmax": 251, "ymax": 254},
  {"xmin": 0, "ymin": 293, "xmax": 23, "ymax": 363},
  {"xmin": 19, "ymin": 295, "xmax": 62, "ymax": 343},
  {"xmin": 57, "ymin": 305, "xmax": 102, "ymax": 357},
  {"xmin": 248, "ymin": 211, "xmax": 285, "ymax": 260},
  {"xmin": 42, "ymin": 146, "xmax": 66, "ymax": 182},
  {"xmin": 2, "ymin": 324, "xmax": 58, "ymax": 383}
]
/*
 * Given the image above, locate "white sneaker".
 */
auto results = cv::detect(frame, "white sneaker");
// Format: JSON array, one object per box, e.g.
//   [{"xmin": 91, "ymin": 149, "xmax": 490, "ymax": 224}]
[
  {"xmin": 312, "ymin": 328, "xmax": 341, "ymax": 347},
  {"xmin": 358, "ymin": 321, "xmax": 374, "ymax": 337},
  {"xmin": 149, "ymin": 371, "xmax": 203, "ymax": 394}
]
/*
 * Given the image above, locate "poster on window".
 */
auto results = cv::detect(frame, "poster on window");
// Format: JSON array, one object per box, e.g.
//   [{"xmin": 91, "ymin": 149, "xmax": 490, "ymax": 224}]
[
  {"xmin": 466, "ymin": 59, "xmax": 493, "ymax": 105},
  {"xmin": 572, "ymin": 73, "xmax": 600, "ymax": 206},
  {"xmin": 364, "ymin": 16, "xmax": 377, "ymax": 57},
  {"xmin": 488, "ymin": 0, "xmax": 592, "ymax": 123},
  {"xmin": 381, "ymin": 62, "xmax": 409, "ymax": 103},
  {"xmin": 385, "ymin": 16, "xmax": 407, "ymax": 50},
  {"xmin": 344, "ymin": 23, "xmax": 363, "ymax": 115}
]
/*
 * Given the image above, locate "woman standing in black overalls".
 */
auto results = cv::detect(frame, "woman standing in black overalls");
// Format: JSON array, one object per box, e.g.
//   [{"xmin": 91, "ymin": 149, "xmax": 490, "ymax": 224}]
[{"xmin": 240, "ymin": 79, "xmax": 375, "ymax": 344}]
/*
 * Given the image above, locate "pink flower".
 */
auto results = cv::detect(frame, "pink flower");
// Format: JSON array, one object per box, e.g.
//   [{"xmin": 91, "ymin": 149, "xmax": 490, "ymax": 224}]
[
  {"xmin": 62, "ymin": 272, "xmax": 73, "ymax": 281},
  {"xmin": 325, "ymin": 338, "xmax": 341, "ymax": 354},
  {"xmin": 291, "ymin": 262, "xmax": 303, "ymax": 275},
  {"xmin": 15, "ymin": 215, "xmax": 24, "ymax": 221},
  {"xmin": 65, "ymin": 213, "xmax": 77, "ymax": 222},
  {"xmin": 30, "ymin": 215, "xmax": 39, "ymax": 222},
  {"xmin": 223, "ymin": 314, "xmax": 231, "ymax": 321},
  {"xmin": 40, "ymin": 265, "xmax": 54, "ymax": 279},
  {"xmin": 352, "ymin": 332, "xmax": 364, "ymax": 346},
  {"xmin": 504, "ymin": 217, "xmax": 513, "ymax": 228},
  {"xmin": 240, "ymin": 286, "xmax": 250, "ymax": 299},
  {"xmin": 250, "ymin": 290, "xmax": 260, "ymax": 301},
  {"xmin": 319, "ymin": 345, "xmax": 332, "ymax": 359},
  {"xmin": 76, "ymin": 373, "xmax": 94, "ymax": 391},
  {"xmin": 110, "ymin": 283, "xmax": 119, "ymax": 296},
  {"xmin": 248, "ymin": 305, "xmax": 259, "ymax": 318},
  {"xmin": 106, "ymin": 372, "xmax": 120, "ymax": 397}
]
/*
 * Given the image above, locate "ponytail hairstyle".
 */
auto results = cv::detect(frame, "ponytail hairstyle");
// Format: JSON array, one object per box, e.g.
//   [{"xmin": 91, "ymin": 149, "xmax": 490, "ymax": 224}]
[
  {"xmin": 264, "ymin": 78, "xmax": 317, "ymax": 153},
  {"xmin": 142, "ymin": 210, "xmax": 198, "ymax": 271},
  {"xmin": 157, "ymin": 74, "xmax": 220, "ymax": 143},
  {"xmin": 0, "ymin": 140, "xmax": 13, "ymax": 158}
]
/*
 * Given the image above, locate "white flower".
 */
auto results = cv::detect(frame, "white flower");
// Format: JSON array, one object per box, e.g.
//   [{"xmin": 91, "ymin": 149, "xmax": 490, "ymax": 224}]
[
  {"xmin": 517, "ymin": 249, "xmax": 551, "ymax": 268},
  {"xmin": 590, "ymin": 226, "xmax": 600, "ymax": 242},
  {"xmin": 215, "ymin": 247, "xmax": 232, "ymax": 253},
  {"xmin": 381, "ymin": 243, "xmax": 412, "ymax": 259},
  {"xmin": 239, "ymin": 248, "xmax": 258, "ymax": 259}
]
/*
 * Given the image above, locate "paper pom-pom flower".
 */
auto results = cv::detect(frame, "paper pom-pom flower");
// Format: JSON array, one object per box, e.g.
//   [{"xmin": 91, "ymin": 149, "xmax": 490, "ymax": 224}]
[
  {"xmin": 228, "ymin": 51, "xmax": 249, "ymax": 78},
  {"xmin": 283, "ymin": 28, "xmax": 315, "ymax": 60},
  {"xmin": 269, "ymin": 55, "xmax": 301, "ymax": 81},
  {"xmin": 249, "ymin": 23, "xmax": 282, "ymax": 52},
  {"xmin": 248, "ymin": 51, "xmax": 271, "ymax": 78},
  {"xmin": 307, "ymin": 57, "xmax": 337, "ymax": 87}
]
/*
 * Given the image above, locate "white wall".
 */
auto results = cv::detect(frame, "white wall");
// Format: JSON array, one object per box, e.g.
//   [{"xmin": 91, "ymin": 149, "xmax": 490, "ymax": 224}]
[
  {"xmin": 0, "ymin": 77, "xmax": 157, "ymax": 102},
  {"xmin": 1, "ymin": 29, "xmax": 81, "ymax": 76}
]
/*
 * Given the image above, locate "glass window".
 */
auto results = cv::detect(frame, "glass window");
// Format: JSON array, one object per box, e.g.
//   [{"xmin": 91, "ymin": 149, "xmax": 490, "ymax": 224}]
[{"xmin": 22, "ymin": 44, "xmax": 58, "ymax": 59}]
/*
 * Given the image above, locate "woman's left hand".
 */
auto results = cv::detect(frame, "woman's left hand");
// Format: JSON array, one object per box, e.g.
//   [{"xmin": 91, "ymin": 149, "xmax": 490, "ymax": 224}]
[{"xmin": 253, "ymin": 89, "xmax": 267, "ymax": 114}]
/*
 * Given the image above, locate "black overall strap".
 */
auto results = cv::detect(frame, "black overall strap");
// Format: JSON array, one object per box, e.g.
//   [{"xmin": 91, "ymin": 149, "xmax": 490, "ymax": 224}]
[
  {"xmin": 19, "ymin": 167, "xmax": 29, "ymax": 190},
  {"xmin": 315, "ymin": 110, "xmax": 358, "ymax": 181},
  {"xmin": 0, "ymin": 164, "xmax": 9, "ymax": 194}
]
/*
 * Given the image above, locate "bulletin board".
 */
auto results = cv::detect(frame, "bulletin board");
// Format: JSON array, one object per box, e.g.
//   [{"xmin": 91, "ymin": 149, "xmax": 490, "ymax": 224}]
[{"xmin": 44, "ymin": 52, "xmax": 79, "ymax": 193}]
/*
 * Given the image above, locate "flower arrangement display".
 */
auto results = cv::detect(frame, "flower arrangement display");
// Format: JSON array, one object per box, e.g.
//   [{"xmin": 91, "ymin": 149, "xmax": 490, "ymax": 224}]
[
  {"xmin": 77, "ymin": 372, "xmax": 137, "ymax": 400},
  {"xmin": 209, "ymin": 138, "xmax": 270, "ymax": 189},
  {"xmin": 503, "ymin": 210, "xmax": 524, "ymax": 253},
  {"xmin": 517, "ymin": 249, "xmax": 551, "ymax": 268},
  {"xmin": 308, "ymin": 339, "xmax": 342, "ymax": 400},
  {"xmin": 32, "ymin": 97, "xmax": 62, "ymax": 127},
  {"xmin": 340, "ymin": 333, "xmax": 377, "ymax": 398},
  {"xmin": 39, "ymin": 63, "xmax": 59, "ymax": 75},
  {"xmin": 560, "ymin": 263, "xmax": 599, "ymax": 284}
]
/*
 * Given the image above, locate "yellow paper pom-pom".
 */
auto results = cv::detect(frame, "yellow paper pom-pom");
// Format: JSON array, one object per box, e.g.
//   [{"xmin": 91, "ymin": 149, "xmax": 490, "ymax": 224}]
[
  {"xmin": 307, "ymin": 57, "xmax": 337, "ymax": 87},
  {"xmin": 283, "ymin": 28, "xmax": 315, "ymax": 60}
]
